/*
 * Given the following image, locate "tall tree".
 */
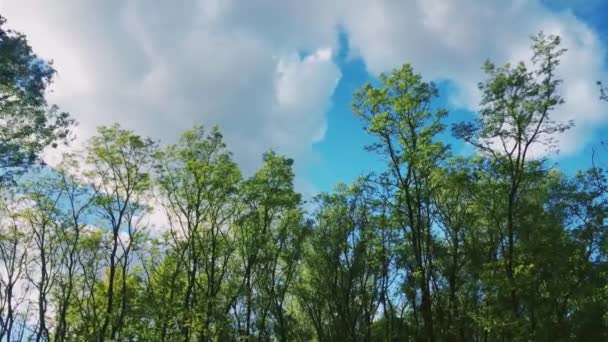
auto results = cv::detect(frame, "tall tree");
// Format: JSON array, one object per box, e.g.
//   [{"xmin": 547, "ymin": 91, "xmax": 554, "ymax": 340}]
[
  {"xmin": 85, "ymin": 124, "xmax": 156, "ymax": 341},
  {"xmin": 0, "ymin": 192, "xmax": 31, "ymax": 342},
  {"xmin": 52, "ymin": 156, "xmax": 100, "ymax": 342},
  {"xmin": 0, "ymin": 16, "xmax": 72, "ymax": 187},
  {"xmin": 453, "ymin": 32, "xmax": 573, "ymax": 338},
  {"xmin": 298, "ymin": 182, "xmax": 382, "ymax": 342},
  {"xmin": 22, "ymin": 173, "xmax": 64, "ymax": 342},
  {"xmin": 353, "ymin": 64, "xmax": 449, "ymax": 341},
  {"xmin": 233, "ymin": 151, "xmax": 307, "ymax": 341},
  {"xmin": 431, "ymin": 158, "xmax": 477, "ymax": 340},
  {"xmin": 155, "ymin": 126, "xmax": 241, "ymax": 341}
]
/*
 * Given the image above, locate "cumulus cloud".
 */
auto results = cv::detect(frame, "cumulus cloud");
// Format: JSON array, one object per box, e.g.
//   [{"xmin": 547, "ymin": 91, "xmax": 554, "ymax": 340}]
[
  {"xmin": 0, "ymin": 0, "xmax": 606, "ymax": 180},
  {"xmin": 342, "ymin": 0, "xmax": 607, "ymax": 155},
  {"xmin": 0, "ymin": 0, "xmax": 341, "ymax": 178}
]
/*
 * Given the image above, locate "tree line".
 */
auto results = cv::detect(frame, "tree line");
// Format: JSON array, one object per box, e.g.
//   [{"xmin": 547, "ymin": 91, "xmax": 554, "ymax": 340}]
[{"xmin": 1, "ymin": 15, "xmax": 607, "ymax": 341}]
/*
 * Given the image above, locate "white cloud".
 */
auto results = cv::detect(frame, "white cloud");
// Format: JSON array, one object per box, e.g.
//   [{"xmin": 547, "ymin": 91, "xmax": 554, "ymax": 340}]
[
  {"xmin": 341, "ymin": 0, "xmax": 608, "ymax": 156},
  {"xmin": 273, "ymin": 48, "xmax": 340, "ymax": 149},
  {"xmin": 0, "ymin": 0, "xmax": 341, "ymax": 178},
  {"xmin": 0, "ymin": 0, "xmax": 606, "ymax": 181}
]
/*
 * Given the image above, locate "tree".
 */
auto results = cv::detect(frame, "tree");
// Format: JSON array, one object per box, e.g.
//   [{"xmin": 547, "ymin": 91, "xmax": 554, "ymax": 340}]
[
  {"xmin": 0, "ymin": 16, "xmax": 73, "ymax": 187},
  {"xmin": 452, "ymin": 32, "xmax": 573, "ymax": 338},
  {"xmin": 51, "ymin": 155, "xmax": 99, "ymax": 342},
  {"xmin": 353, "ymin": 63, "xmax": 449, "ymax": 341},
  {"xmin": 298, "ymin": 182, "xmax": 382, "ymax": 341},
  {"xmin": 154, "ymin": 126, "xmax": 241, "ymax": 341},
  {"xmin": 21, "ymin": 173, "xmax": 64, "ymax": 342},
  {"xmin": 431, "ymin": 158, "xmax": 477, "ymax": 340},
  {"xmin": 0, "ymin": 191, "xmax": 31, "ymax": 342},
  {"xmin": 84, "ymin": 124, "xmax": 156, "ymax": 341},
  {"xmin": 233, "ymin": 151, "xmax": 307, "ymax": 341}
]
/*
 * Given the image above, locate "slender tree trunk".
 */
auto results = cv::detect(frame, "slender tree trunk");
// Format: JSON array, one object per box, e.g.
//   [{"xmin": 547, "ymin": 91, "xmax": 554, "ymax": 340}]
[{"xmin": 100, "ymin": 230, "xmax": 119, "ymax": 342}]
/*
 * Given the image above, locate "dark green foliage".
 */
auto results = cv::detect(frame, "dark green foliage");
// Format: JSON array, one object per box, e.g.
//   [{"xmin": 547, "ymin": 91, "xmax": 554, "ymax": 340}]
[{"xmin": 0, "ymin": 16, "xmax": 73, "ymax": 186}]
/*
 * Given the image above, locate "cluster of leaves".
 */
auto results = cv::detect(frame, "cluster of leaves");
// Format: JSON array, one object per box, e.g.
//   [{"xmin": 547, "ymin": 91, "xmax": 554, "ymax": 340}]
[
  {"xmin": 0, "ymin": 15, "xmax": 73, "ymax": 187},
  {"xmin": 0, "ymin": 124, "xmax": 310, "ymax": 341},
  {"xmin": 0, "ymin": 14, "xmax": 607, "ymax": 342}
]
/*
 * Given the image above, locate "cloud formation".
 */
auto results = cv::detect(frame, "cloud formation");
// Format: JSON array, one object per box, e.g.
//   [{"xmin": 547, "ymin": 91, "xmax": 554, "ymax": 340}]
[
  {"xmin": 1, "ymin": 0, "xmax": 341, "ymax": 178},
  {"xmin": 1, "ymin": 0, "xmax": 606, "ymax": 178},
  {"xmin": 342, "ymin": 0, "xmax": 607, "ymax": 155}
]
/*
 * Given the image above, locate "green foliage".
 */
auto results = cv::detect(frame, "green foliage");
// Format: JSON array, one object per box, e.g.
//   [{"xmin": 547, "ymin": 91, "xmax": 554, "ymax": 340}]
[
  {"xmin": 0, "ymin": 30, "xmax": 606, "ymax": 342},
  {"xmin": 0, "ymin": 16, "xmax": 73, "ymax": 186},
  {"xmin": 296, "ymin": 182, "xmax": 384, "ymax": 341},
  {"xmin": 453, "ymin": 32, "xmax": 572, "ymax": 157}
]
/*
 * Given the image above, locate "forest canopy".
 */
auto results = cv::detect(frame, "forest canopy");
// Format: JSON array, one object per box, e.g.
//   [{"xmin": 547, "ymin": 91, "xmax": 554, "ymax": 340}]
[{"xmin": 0, "ymin": 15, "xmax": 607, "ymax": 342}]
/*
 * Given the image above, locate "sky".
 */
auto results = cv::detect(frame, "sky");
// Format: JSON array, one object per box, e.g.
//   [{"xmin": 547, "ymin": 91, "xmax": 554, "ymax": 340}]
[{"xmin": 1, "ymin": 0, "xmax": 607, "ymax": 196}]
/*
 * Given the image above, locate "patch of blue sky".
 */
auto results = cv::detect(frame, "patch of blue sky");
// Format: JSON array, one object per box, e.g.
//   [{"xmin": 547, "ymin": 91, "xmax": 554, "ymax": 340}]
[{"xmin": 308, "ymin": 5, "xmax": 608, "ymax": 193}]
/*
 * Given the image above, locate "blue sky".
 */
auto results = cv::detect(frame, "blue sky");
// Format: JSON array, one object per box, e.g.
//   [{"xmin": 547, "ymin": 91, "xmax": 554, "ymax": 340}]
[
  {"xmin": 2, "ymin": 0, "xmax": 608, "ymax": 196},
  {"xmin": 308, "ymin": 33, "xmax": 475, "ymax": 191},
  {"xmin": 542, "ymin": 0, "xmax": 608, "ymax": 172},
  {"xmin": 309, "ymin": 0, "xmax": 608, "ymax": 192}
]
